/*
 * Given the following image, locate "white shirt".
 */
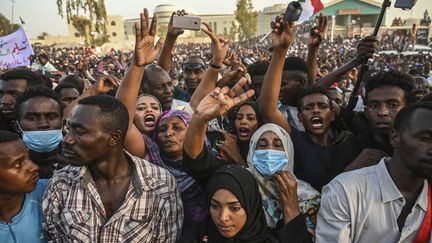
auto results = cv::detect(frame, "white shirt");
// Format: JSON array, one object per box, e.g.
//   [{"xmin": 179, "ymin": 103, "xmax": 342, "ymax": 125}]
[{"xmin": 316, "ymin": 158, "xmax": 430, "ymax": 243}]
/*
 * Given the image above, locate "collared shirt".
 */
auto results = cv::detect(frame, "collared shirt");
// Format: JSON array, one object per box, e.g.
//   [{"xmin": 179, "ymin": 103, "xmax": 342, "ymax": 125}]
[
  {"xmin": 277, "ymin": 101, "xmax": 305, "ymax": 132},
  {"xmin": 316, "ymin": 158, "xmax": 430, "ymax": 243},
  {"xmin": 42, "ymin": 151, "xmax": 183, "ymax": 243},
  {"xmin": 0, "ymin": 180, "xmax": 48, "ymax": 243}
]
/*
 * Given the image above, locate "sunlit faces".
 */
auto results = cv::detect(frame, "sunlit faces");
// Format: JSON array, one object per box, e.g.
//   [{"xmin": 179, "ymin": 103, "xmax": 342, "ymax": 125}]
[
  {"xmin": 298, "ymin": 93, "xmax": 333, "ymax": 136},
  {"xmin": 210, "ymin": 189, "xmax": 247, "ymax": 238},
  {"xmin": 0, "ymin": 79, "xmax": 27, "ymax": 120},
  {"xmin": 62, "ymin": 105, "xmax": 113, "ymax": 166},
  {"xmin": 0, "ymin": 140, "xmax": 39, "ymax": 194},
  {"xmin": 134, "ymin": 96, "xmax": 161, "ymax": 135},
  {"xmin": 365, "ymin": 85, "xmax": 406, "ymax": 137},
  {"xmin": 157, "ymin": 117, "xmax": 187, "ymax": 161},
  {"xmin": 255, "ymin": 131, "xmax": 284, "ymax": 151},
  {"xmin": 235, "ymin": 105, "xmax": 258, "ymax": 142}
]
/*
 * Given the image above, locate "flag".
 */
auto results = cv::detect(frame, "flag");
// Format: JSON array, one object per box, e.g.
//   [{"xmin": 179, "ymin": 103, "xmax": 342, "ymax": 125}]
[
  {"xmin": 298, "ymin": 0, "xmax": 324, "ymax": 22},
  {"xmin": 0, "ymin": 27, "xmax": 34, "ymax": 70}
]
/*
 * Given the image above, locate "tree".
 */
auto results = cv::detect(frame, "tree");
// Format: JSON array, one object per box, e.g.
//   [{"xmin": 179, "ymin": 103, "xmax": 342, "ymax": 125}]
[
  {"xmin": 229, "ymin": 21, "xmax": 239, "ymax": 41},
  {"xmin": 0, "ymin": 13, "xmax": 20, "ymax": 36},
  {"xmin": 37, "ymin": 32, "xmax": 49, "ymax": 40},
  {"xmin": 234, "ymin": 0, "xmax": 258, "ymax": 39},
  {"xmin": 56, "ymin": 0, "xmax": 108, "ymax": 46}
]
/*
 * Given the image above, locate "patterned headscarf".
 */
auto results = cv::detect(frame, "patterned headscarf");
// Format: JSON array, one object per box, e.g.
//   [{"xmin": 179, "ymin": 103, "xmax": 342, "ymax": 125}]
[{"xmin": 246, "ymin": 123, "xmax": 321, "ymax": 232}]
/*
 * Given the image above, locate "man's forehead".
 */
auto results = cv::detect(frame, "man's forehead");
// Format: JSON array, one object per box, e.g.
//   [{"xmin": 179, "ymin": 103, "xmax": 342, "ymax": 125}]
[
  {"xmin": 0, "ymin": 79, "xmax": 27, "ymax": 90},
  {"xmin": 71, "ymin": 104, "xmax": 99, "ymax": 122},
  {"xmin": 22, "ymin": 97, "xmax": 60, "ymax": 112},
  {"xmin": 407, "ymin": 109, "xmax": 432, "ymax": 131},
  {"xmin": 0, "ymin": 140, "xmax": 28, "ymax": 164}
]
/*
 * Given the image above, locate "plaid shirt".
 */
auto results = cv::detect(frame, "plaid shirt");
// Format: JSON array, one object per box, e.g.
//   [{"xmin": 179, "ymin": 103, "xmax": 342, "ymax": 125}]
[{"xmin": 42, "ymin": 151, "xmax": 183, "ymax": 243}]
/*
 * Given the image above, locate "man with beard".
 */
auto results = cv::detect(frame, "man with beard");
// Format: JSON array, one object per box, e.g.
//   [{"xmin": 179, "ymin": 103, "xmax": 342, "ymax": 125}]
[
  {"xmin": 42, "ymin": 95, "xmax": 183, "ymax": 242},
  {"xmin": 316, "ymin": 102, "xmax": 432, "ymax": 243},
  {"xmin": 140, "ymin": 64, "xmax": 192, "ymax": 113}
]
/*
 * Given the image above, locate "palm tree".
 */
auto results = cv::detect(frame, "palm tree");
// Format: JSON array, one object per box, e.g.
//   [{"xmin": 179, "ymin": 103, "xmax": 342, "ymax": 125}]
[{"xmin": 56, "ymin": 0, "xmax": 108, "ymax": 46}]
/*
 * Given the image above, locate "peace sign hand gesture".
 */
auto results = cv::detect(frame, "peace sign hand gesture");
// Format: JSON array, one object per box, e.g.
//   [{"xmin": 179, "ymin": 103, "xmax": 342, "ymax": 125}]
[{"xmin": 195, "ymin": 77, "xmax": 254, "ymax": 122}]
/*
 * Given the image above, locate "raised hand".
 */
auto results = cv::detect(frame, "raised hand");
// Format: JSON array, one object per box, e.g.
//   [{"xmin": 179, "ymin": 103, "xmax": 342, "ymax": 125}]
[
  {"xmin": 134, "ymin": 8, "xmax": 164, "ymax": 67},
  {"xmin": 195, "ymin": 77, "xmax": 254, "ymax": 122},
  {"xmin": 92, "ymin": 75, "xmax": 119, "ymax": 94},
  {"xmin": 202, "ymin": 22, "xmax": 230, "ymax": 65},
  {"xmin": 353, "ymin": 36, "xmax": 379, "ymax": 65},
  {"xmin": 219, "ymin": 132, "xmax": 247, "ymax": 166},
  {"xmin": 167, "ymin": 10, "xmax": 186, "ymax": 38},
  {"xmin": 271, "ymin": 15, "xmax": 295, "ymax": 51},
  {"xmin": 274, "ymin": 171, "xmax": 301, "ymax": 224},
  {"xmin": 217, "ymin": 53, "xmax": 248, "ymax": 88},
  {"xmin": 309, "ymin": 13, "xmax": 328, "ymax": 48}
]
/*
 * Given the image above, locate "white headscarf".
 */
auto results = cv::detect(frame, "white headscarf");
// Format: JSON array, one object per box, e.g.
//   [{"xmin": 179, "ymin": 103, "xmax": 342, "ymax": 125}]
[{"xmin": 246, "ymin": 123, "xmax": 320, "ymax": 230}]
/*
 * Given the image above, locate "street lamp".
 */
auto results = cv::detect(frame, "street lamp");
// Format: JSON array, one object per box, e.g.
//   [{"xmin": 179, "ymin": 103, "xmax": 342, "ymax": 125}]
[
  {"xmin": 331, "ymin": 15, "xmax": 336, "ymax": 42},
  {"xmin": 11, "ymin": 0, "xmax": 16, "ymax": 25}
]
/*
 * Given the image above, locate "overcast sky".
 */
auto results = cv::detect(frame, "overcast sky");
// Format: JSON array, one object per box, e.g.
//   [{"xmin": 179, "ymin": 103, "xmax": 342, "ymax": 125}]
[{"xmin": 0, "ymin": 0, "xmax": 336, "ymax": 38}]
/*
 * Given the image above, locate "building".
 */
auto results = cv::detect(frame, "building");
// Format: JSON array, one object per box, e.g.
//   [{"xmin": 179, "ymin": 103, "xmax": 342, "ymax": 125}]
[
  {"xmin": 124, "ymin": 4, "xmax": 238, "ymax": 43},
  {"xmin": 257, "ymin": 4, "xmax": 288, "ymax": 35}
]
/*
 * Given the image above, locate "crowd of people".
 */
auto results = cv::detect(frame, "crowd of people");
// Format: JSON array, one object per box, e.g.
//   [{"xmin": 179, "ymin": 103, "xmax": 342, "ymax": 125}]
[{"xmin": 0, "ymin": 7, "xmax": 431, "ymax": 243}]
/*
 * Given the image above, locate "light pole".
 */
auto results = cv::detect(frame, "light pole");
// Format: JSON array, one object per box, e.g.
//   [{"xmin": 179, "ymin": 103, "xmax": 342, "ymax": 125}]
[
  {"xmin": 11, "ymin": 0, "xmax": 16, "ymax": 25},
  {"xmin": 331, "ymin": 15, "xmax": 336, "ymax": 42}
]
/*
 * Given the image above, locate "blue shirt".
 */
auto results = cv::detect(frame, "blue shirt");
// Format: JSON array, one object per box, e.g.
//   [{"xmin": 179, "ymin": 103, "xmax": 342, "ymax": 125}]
[{"xmin": 0, "ymin": 180, "xmax": 48, "ymax": 243}]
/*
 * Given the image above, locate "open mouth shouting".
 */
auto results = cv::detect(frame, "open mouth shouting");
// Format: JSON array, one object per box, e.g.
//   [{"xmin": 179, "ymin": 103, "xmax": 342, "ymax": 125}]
[
  {"xmin": 311, "ymin": 116, "xmax": 324, "ymax": 129},
  {"xmin": 238, "ymin": 127, "xmax": 251, "ymax": 139},
  {"xmin": 144, "ymin": 114, "xmax": 156, "ymax": 127}
]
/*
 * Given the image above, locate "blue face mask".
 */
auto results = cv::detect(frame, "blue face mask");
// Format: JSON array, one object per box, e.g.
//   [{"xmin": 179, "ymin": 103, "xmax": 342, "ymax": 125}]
[
  {"xmin": 22, "ymin": 129, "xmax": 63, "ymax": 153},
  {"xmin": 252, "ymin": 149, "xmax": 288, "ymax": 179}
]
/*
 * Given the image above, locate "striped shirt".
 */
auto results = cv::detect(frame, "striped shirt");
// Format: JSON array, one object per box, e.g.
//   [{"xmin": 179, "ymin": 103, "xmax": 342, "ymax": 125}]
[{"xmin": 42, "ymin": 151, "xmax": 183, "ymax": 243}]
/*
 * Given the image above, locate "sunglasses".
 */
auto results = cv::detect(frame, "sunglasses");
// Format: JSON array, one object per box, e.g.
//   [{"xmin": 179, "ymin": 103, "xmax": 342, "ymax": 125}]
[{"xmin": 182, "ymin": 63, "xmax": 205, "ymax": 71}]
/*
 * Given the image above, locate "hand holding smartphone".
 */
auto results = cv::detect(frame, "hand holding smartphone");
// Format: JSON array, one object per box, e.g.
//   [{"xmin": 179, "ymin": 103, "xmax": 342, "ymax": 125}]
[{"xmin": 173, "ymin": 15, "xmax": 201, "ymax": 31}]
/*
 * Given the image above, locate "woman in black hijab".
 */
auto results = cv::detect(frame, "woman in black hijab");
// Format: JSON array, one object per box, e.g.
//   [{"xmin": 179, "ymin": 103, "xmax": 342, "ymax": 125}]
[{"xmin": 178, "ymin": 164, "xmax": 312, "ymax": 243}]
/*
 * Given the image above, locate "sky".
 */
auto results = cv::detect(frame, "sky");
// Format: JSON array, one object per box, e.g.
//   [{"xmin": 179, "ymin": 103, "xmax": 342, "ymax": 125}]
[{"xmin": 0, "ymin": 0, "xmax": 337, "ymax": 38}]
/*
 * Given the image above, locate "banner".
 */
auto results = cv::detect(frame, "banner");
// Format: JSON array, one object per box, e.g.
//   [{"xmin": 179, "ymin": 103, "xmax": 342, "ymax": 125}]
[
  {"xmin": 0, "ymin": 27, "xmax": 34, "ymax": 69},
  {"xmin": 416, "ymin": 28, "xmax": 429, "ymax": 45}
]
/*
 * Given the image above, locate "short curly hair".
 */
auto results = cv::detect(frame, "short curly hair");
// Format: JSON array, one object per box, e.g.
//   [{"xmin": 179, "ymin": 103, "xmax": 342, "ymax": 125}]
[
  {"xmin": 365, "ymin": 70, "xmax": 415, "ymax": 104},
  {"xmin": 15, "ymin": 88, "xmax": 62, "ymax": 121}
]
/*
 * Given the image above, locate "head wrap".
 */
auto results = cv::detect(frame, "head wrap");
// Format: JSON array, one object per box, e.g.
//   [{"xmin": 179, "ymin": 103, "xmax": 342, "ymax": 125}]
[{"xmin": 246, "ymin": 123, "xmax": 320, "ymax": 231}]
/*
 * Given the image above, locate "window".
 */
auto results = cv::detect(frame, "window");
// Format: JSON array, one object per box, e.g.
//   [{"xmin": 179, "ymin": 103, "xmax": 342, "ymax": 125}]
[
  {"xmin": 74, "ymin": 32, "xmax": 80, "ymax": 37},
  {"xmin": 224, "ymin": 27, "xmax": 227, "ymax": 35},
  {"xmin": 111, "ymin": 21, "xmax": 116, "ymax": 26},
  {"xmin": 112, "ymin": 32, "xmax": 117, "ymax": 37}
]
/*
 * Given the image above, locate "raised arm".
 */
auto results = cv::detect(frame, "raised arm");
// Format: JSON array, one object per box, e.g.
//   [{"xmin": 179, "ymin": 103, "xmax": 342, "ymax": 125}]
[
  {"xmin": 184, "ymin": 77, "xmax": 254, "ymax": 159},
  {"xmin": 63, "ymin": 75, "xmax": 119, "ymax": 119},
  {"xmin": 315, "ymin": 36, "xmax": 378, "ymax": 88},
  {"xmin": 157, "ymin": 11, "xmax": 185, "ymax": 71},
  {"xmin": 116, "ymin": 8, "xmax": 164, "ymax": 158},
  {"xmin": 259, "ymin": 16, "xmax": 295, "ymax": 134},
  {"xmin": 189, "ymin": 23, "xmax": 230, "ymax": 110},
  {"xmin": 306, "ymin": 13, "xmax": 328, "ymax": 85}
]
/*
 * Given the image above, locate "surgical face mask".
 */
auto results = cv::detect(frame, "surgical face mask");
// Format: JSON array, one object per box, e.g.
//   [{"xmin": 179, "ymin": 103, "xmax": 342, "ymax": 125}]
[
  {"xmin": 22, "ymin": 129, "xmax": 63, "ymax": 153},
  {"xmin": 252, "ymin": 149, "xmax": 288, "ymax": 179}
]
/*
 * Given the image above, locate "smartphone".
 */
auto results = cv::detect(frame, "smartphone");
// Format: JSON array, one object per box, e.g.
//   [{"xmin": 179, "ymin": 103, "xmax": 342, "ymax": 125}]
[
  {"xmin": 394, "ymin": 0, "xmax": 417, "ymax": 10},
  {"xmin": 173, "ymin": 15, "xmax": 201, "ymax": 31}
]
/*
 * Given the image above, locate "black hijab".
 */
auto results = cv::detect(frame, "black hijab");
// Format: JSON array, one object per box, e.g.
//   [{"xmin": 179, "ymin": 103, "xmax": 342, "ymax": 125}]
[{"xmin": 205, "ymin": 164, "xmax": 269, "ymax": 242}]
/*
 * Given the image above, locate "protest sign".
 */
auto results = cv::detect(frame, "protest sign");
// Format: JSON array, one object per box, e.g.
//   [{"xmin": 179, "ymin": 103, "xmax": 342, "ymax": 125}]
[{"xmin": 0, "ymin": 27, "xmax": 34, "ymax": 69}]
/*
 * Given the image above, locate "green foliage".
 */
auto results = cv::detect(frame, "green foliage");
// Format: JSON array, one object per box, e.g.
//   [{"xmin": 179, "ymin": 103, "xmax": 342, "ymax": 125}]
[
  {"xmin": 0, "ymin": 13, "xmax": 20, "ymax": 36},
  {"xmin": 234, "ymin": 0, "xmax": 258, "ymax": 39},
  {"xmin": 229, "ymin": 22, "xmax": 239, "ymax": 41},
  {"xmin": 56, "ymin": 0, "xmax": 108, "ymax": 46}
]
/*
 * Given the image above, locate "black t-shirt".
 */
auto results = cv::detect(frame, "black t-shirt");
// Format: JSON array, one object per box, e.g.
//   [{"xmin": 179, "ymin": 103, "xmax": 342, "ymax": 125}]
[
  {"xmin": 291, "ymin": 128, "xmax": 335, "ymax": 192},
  {"xmin": 329, "ymin": 126, "xmax": 393, "ymax": 180}
]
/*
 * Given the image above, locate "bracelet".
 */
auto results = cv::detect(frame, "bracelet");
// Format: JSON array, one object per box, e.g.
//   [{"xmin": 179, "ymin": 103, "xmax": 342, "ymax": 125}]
[{"xmin": 209, "ymin": 63, "xmax": 221, "ymax": 69}]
